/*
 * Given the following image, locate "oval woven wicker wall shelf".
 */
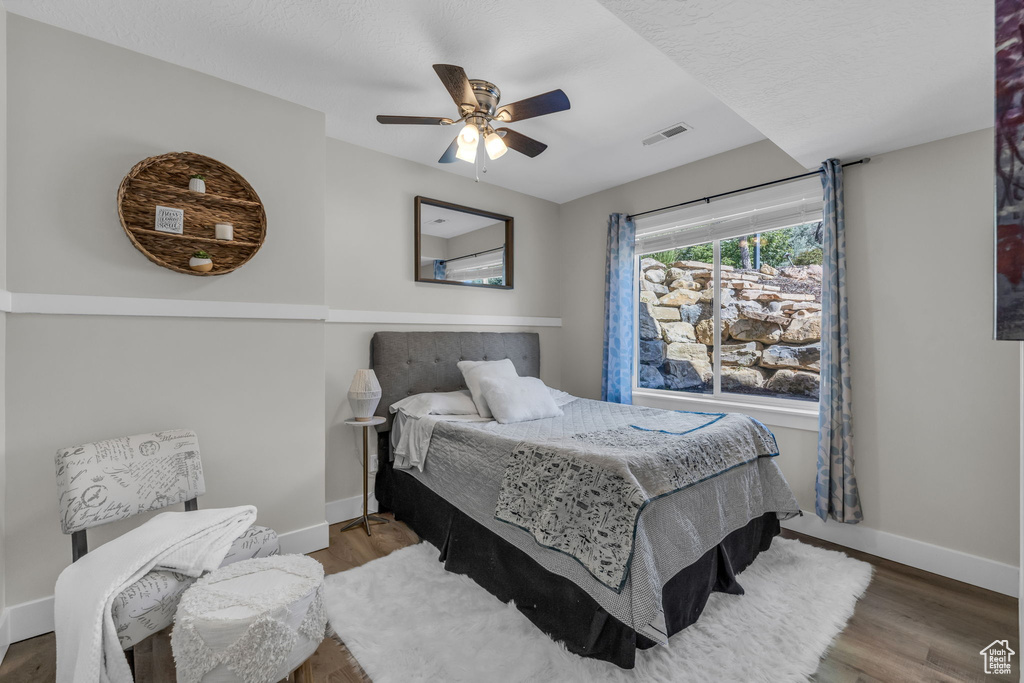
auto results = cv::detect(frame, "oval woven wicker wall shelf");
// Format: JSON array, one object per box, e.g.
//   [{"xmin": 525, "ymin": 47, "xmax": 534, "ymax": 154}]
[{"xmin": 117, "ymin": 151, "xmax": 266, "ymax": 276}]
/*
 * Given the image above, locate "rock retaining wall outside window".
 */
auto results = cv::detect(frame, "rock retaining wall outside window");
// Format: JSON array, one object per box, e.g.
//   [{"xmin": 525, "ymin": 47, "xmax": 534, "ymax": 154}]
[{"xmin": 638, "ymin": 257, "xmax": 823, "ymax": 402}]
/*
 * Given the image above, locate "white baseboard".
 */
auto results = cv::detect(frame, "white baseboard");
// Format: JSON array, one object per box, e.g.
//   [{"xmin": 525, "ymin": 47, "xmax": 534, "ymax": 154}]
[
  {"xmin": 9, "ymin": 595, "xmax": 53, "ymax": 644},
  {"xmin": 9, "ymin": 511, "xmax": 1012, "ymax": 645},
  {"xmin": 0, "ymin": 608, "xmax": 10, "ymax": 666},
  {"xmin": 326, "ymin": 493, "xmax": 379, "ymax": 525},
  {"xmin": 277, "ymin": 521, "xmax": 330, "ymax": 555},
  {"xmin": 783, "ymin": 511, "xmax": 1020, "ymax": 597},
  {"xmin": 6, "ymin": 521, "xmax": 332, "ymax": 644}
]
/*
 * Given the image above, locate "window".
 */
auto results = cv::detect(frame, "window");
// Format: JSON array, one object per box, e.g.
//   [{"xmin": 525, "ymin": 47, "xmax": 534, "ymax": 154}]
[{"xmin": 634, "ymin": 177, "xmax": 824, "ymax": 405}]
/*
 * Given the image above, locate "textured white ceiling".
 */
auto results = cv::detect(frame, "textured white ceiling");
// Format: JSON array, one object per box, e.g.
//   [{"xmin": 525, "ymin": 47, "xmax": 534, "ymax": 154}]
[
  {"xmin": 598, "ymin": 0, "xmax": 994, "ymax": 168},
  {"xmin": 419, "ymin": 203, "xmax": 501, "ymax": 239},
  {"xmin": 7, "ymin": 1, "xmax": 995, "ymax": 198},
  {"xmin": 5, "ymin": 0, "xmax": 765, "ymax": 203}
]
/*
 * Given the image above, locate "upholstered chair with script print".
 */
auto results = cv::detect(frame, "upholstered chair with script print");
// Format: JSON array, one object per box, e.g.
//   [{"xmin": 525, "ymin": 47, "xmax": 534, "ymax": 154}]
[{"xmin": 54, "ymin": 429, "xmax": 279, "ymax": 656}]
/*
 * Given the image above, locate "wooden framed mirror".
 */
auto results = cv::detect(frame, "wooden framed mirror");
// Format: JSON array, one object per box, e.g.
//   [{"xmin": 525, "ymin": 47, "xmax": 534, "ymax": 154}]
[{"xmin": 414, "ymin": 196, "xmax": 513, "ymax": 289}]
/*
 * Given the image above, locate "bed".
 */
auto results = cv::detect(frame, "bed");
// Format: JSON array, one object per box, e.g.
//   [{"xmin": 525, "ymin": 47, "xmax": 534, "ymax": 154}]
[{"xmin": 371, "ymin": 331, "xmax": 799, "ymax": 669}]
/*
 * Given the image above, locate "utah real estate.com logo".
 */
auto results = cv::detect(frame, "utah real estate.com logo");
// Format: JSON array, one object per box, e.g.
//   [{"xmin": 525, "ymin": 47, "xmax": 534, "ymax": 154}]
[{"xmin": 980, "ymin": 640, "xmax": 1015, "ymax": 676}]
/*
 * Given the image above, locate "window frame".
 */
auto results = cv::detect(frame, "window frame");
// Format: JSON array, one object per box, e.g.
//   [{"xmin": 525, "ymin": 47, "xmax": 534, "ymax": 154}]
[{"xmin": 631, "ymin": 192, "xmax": 823, "ymax": 431}]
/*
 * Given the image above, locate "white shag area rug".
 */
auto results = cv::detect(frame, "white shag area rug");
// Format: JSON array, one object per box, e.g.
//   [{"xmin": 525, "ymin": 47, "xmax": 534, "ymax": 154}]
[{"xmin": 323, "ymin": 537, "xmax": 872, "ymax": 683}]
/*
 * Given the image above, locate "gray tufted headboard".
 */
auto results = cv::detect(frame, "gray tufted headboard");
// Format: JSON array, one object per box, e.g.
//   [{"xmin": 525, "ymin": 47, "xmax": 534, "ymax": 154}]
[{"xmin": 371, "ymin": 331, "xmax": 541, "ymax": 431}]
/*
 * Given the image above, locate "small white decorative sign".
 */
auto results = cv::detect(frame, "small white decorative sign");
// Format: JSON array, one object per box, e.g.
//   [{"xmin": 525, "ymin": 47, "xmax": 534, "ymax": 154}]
[{"xmin": 154, "ymin": 205, "xmax": 184, "ymax": 235}]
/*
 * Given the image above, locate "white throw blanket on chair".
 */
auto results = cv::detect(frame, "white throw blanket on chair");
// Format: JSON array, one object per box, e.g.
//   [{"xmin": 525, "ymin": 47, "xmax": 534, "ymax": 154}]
[{"xmin": 54, "ymin": 505, "xmax": 257, "ymax": 683}]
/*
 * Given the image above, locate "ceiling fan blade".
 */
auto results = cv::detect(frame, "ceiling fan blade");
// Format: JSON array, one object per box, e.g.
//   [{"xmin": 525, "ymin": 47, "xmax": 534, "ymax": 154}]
[
  {"xmin": 438, "ymin": 136, "xmax": 460, "ymax": 163},
  {"xmin": 496, "ymin": 128, "xmax": 548, "ymax": 158},
  {"xmin": 376, "ymin": 115, "xmax": 454, "ymax": 125},
  {"xmin": 433, "ymin": 64, "xmax": 477, "ymax": 113},
  {"xmin": 495, "ymin": 89, "xmax": 570, "ymax": 122}
]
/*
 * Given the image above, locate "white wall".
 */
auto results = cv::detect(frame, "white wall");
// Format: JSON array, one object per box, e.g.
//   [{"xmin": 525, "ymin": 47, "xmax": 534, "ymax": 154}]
[
  {"xmin": 558, "ymin": 132, "xmax": 1020, "ymax": 570},
  {"xmin": 5, "ymin": 316, "xmax": 325, "ymax": 606},
  {"xmin": 7, "ymin": 18, "xmax": 325, "ymax": 305},
  {"xmin": 4, "ymin": 16, "xmax": 328, "ymax": 608},
  {"xmin": 841, "ymin": 129, "xmax": 1018, "ymax": 564},
  {"xmin": 324, "ymin": 139, "xmax": 562, "ymax": 509},
  {"xmin": 326, "ymin": 139, "xmax": 560, "ymax": 317}
]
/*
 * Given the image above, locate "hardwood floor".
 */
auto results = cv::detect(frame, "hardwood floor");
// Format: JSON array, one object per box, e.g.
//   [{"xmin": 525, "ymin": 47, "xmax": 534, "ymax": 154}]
[{"xmin": 0, "ymin": 517, "xmax": 1016, "ymax": 682}]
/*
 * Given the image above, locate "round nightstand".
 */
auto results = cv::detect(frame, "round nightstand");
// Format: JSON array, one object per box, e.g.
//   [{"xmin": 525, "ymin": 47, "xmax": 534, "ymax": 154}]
[{"xmin": 341, "ymin": 416, "xmax": 387, "ymax": 536}]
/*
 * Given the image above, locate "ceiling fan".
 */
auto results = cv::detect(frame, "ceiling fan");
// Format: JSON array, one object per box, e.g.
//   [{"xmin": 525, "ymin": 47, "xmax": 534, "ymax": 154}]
[{"xmin": 376, "ymin": 64, "xmax": 570, "ymax": 164}]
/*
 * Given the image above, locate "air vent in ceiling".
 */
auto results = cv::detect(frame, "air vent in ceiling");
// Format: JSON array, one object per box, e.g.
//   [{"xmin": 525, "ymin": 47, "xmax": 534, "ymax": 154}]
[{"xmin": 642, "ymin": 121, "xmax": 692, "ymax": 146}]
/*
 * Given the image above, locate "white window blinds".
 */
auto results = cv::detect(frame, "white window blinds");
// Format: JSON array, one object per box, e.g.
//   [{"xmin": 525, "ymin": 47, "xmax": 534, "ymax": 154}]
[
  {"xmin": 634, "ymin": 175, "xmax": 823, "ymax": 254},
  {"xmin": 444, "ymin": 247, "xmax": 504, "ymax": 281}
]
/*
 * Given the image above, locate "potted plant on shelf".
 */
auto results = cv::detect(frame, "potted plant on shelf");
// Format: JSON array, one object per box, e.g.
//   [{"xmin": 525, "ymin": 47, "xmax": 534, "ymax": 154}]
[
  {"xmin": 188, "ymin": 174, "xmax": 206, "ymax": 193},
  {"xmin": 189, "ymin": 250, "xmax": 213, "ymax": 272}
]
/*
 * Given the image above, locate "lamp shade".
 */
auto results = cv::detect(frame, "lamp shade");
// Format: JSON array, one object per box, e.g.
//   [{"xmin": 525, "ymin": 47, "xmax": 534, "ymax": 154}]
[
  {"xmin": 484, "ymin": 130, "xmax": 507, "ymax": 160},
  {"xmin": 455, "ymin": 137, "xmax": 478, "ymax": 163},
  {"xmin": 348, "ymin": 369, "xmax": 382, "ymax": 422},
  {"xmin": 458, "ymin": 122, "xmax": 480, "ymax": 146}
]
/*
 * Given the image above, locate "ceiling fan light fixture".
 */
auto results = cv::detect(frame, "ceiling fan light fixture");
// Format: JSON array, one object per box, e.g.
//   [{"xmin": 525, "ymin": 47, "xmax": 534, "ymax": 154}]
[
  {"xmin": 455, "ymin": 137, "xmax": 478, "ymax": 163},
  {"xmin": 376, "ymin": 64, "xmax": 570, "ymax": 165},
  {"xmin": 485, "ymin": 130, "xmax": 508, "ymax": 160},
  {"xmin": 458, "ymin": 122, "xmax": 480, "ymax": 147}
]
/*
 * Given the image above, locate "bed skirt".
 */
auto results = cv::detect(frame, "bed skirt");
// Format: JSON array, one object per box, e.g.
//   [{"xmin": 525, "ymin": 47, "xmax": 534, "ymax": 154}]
[{"xmin": 375, "ymin": 438, "xmax": 780, "ymax": 669}]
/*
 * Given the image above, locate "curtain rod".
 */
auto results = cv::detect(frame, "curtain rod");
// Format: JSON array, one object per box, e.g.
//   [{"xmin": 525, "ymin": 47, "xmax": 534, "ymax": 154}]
[
  {"xmin": 627, "ymin": 158, "xmax": 870, "ymax": 222},
  {"xmin": 442, "ymin": 245, "xmax": 504, "ymax": 264}
]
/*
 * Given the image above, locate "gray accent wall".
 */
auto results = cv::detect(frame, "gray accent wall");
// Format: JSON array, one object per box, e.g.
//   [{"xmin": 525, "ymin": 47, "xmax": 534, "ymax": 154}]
[{"xmin": 4, "ymin": 16, "xmax": 327, "ymax": 607}]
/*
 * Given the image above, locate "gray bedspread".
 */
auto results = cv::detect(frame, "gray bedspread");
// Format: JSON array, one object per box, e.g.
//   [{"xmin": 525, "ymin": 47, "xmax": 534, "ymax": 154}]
[
  {"xmin": 394, "ymin": 398, "xmax": 799, "ymax": 644},
  {"xmin": 495, "ymin": 410, "xmax": 781, "ymax": 590}
]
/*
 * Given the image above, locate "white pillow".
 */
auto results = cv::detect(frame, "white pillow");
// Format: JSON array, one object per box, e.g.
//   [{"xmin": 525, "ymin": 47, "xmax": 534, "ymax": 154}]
[
  {"xmin": 389, "ymin": 390, "xmax": 479, "ymax": 418},
  {"xmin": 479, "ymin": 376, "xmax": 564, "ymax": 424},
  {"xmin": 457, "ymin": 359, "xmax": 520, "ymax": 418}
]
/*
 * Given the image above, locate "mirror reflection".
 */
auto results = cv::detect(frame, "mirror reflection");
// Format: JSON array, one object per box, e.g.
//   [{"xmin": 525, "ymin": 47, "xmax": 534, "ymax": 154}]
[{"xmin": 415, "ymin": 197, "xmax": 513, "ymax": 289}]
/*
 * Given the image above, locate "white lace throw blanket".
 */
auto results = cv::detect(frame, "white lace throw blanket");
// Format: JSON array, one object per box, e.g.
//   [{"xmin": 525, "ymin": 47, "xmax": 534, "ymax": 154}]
[
  {"xmin": 494, "ymin": 411, "xmax": 780, "ymax": 590},
  {"xmin": 54, "ymin": 506, "xmax": 257, "ymax": 683}
]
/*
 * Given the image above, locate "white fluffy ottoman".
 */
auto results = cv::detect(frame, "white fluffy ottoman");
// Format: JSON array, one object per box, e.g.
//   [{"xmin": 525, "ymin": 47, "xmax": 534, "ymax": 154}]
[{"xmin": 171, "ymin": 555, "xmax": 326, "ymax": 683}]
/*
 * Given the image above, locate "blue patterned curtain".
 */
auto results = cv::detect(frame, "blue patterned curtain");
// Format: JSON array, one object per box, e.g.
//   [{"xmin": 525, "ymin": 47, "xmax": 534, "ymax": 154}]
[
  {"xmin": 816, "ymin": 160, "xmax": 862, "ymax": 523},
  {"xmin": 602, "ymin": 213, "xmax": 636, "ymax": 404},
  {"xmin": 433, "ymin": 259, "xmax": 446, "ymax": 279}
]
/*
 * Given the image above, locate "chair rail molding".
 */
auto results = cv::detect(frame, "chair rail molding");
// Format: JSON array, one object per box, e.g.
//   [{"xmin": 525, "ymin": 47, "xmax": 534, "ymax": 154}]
[
  {"xmin": 327, "ymin": 309, "xmax": 561, "ymax": 327},
  {"xmin": 12, "ymin": 292, "xmax": 327, "ymax": 321},
  {"xmin": 0, "ymin": 290, "xmax": 561, "ymax": 327}
]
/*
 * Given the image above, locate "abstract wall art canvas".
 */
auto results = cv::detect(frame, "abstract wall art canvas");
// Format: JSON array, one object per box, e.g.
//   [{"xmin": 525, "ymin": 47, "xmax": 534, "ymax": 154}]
[{"xmin": 997, "ymin": 0, "xmax": 1024, "ymax": 339}]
